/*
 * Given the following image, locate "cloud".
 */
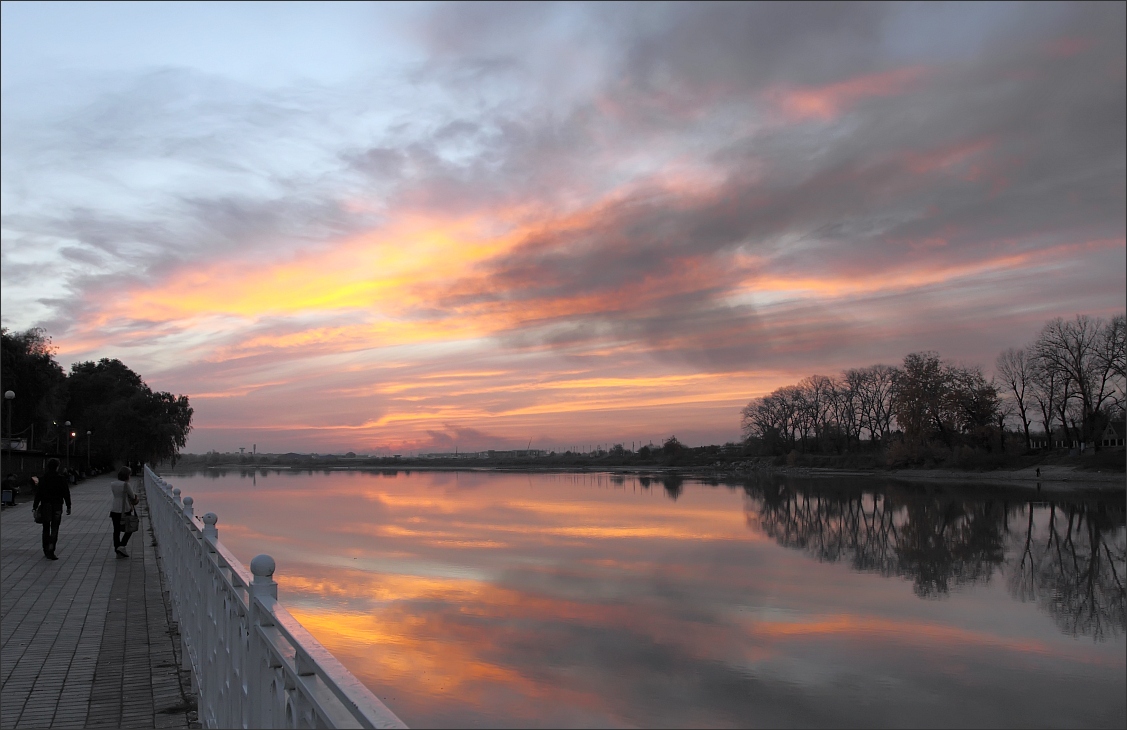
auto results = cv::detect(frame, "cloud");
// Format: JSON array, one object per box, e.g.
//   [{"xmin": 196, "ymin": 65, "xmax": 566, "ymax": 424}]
[{"xmin": 2, "ymin": 2, "xmax": 1123, "ymax": 451}]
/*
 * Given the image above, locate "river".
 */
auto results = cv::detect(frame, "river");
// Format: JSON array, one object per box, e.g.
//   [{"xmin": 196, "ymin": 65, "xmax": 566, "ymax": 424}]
[{"xmin": 161, "ymin": 468, "xmax": 1126, "ymax": 728}]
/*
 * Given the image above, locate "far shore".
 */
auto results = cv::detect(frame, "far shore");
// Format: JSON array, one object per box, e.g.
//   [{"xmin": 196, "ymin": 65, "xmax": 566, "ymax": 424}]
[
  {"xmin": 159, "ymin": 460, "xmax": 1125, "ymax": 494},
  {"xmin": 759, "ymin": 464, "xmax": 1124, "ymax": 491}
]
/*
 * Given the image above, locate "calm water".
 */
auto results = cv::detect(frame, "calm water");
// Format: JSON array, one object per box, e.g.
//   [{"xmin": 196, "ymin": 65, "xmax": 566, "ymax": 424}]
[{"xmin": 163, "ymin": 469, "xmax": 1125, "ymax": 728}]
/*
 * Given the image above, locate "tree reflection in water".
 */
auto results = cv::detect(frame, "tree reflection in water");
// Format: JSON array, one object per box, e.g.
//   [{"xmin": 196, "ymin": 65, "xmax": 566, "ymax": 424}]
[
  {"xmin": 744, "ymin": 479, "xmax": 1125, "ymax": 640},
  {"xmin": 1009, "ymin": 501, "xmax": 1126, "ymax": 641}
]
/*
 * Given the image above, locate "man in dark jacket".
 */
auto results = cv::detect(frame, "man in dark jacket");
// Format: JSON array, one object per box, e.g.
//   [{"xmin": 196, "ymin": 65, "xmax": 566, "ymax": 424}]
[{"xmin": 33, "ymin": 458, "xmax": 71, "ymax": 560}]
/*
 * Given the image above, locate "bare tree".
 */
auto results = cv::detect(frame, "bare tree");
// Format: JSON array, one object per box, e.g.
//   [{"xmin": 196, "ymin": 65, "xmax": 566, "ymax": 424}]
[
  {"xmin": 833, "ymin": 374, "xmax": 864, "ymax": 451},
  {"xmin": 996, "ymin": 347, "xmax": 1034, "ymax": 449},
  {"xmin": 1102, "ymin": 314, "xmax": 1127, "ymax": 381},
  {"xmin": 742, "ymin": 388, "xmax": 799, "ymax": 452},
  {"xmin": 791, "ymin": 384, "xmax": 815, "ymax": 452},
  {"xmin": 1097, "ymin": 314, "xmax": 1126, "ymax": 416},
  {"xmin": 852, "ymin": 364, "xmax": 896, "ymax": 446},
  {"xmin": 1029, "ymin": 352, "xmax": 1063, "ymax": 446},
  {"xmin": 800, "ymin": 375, "xmax": 836, "ymax": 451},
  {"xmin": 1036, "ymin": 315, "xmax": 1123, "ymax": 446},
  {"xmin": 995, "ymin": 396, "xmax": 1015, "ymax": 452}
]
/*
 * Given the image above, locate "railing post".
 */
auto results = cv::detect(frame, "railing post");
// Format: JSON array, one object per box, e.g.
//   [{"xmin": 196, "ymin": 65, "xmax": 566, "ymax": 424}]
[
  {"xmin": 248, "ymin": 555, "xmax": 278, "ymax": 729},
  {"xmin": 200, "ymin": 512, "xmax": 220, "ymax": 728},
  {"xmin": 144, "ymin": 471, "xmax": 407, "ymax": 729}
]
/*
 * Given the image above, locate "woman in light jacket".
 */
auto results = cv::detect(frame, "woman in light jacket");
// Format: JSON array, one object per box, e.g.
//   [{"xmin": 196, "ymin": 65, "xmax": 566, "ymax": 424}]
[{"xmin": 109, "ymin": 467, "xmax": 138, "ymax": 558}]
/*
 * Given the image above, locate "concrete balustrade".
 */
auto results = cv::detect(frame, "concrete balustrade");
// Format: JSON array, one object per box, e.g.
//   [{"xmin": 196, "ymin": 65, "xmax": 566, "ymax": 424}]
[{"xmin": 144, "ymin": 466, "xmax": 406, "ymax": 729}]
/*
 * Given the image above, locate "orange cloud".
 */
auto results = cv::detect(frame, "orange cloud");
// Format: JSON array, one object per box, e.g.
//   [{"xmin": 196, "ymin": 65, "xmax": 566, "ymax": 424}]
[
  {"xmin": 736, "ymin": 237, "xmax": 1125, "ymax": 302},
  {"xmin": 768, "ymin": 66, "xmax": 930, "ymax": 122},
  {"xmin": 903, "ymin": 138, "xmax": 995, "ymax": 177}
]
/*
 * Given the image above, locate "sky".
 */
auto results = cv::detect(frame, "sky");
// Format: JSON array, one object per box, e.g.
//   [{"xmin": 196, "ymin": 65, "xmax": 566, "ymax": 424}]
[{"xmin": 1, "ymin": 1, "xmax": 1124, "ymax": 454}]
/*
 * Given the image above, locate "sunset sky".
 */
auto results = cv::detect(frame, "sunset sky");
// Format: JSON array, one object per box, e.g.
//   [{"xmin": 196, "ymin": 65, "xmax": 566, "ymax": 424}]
[{"xmin": 2, "ymin": 1, "xmax": 1124, "ymax": 454}]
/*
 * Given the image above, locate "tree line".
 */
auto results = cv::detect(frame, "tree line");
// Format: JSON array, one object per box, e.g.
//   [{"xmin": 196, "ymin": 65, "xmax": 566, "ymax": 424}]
[
  {"xmin": 1, "ymin": 327, "xmax": 193, "ymax": 469},
  {"xmin": 741, "ymin": 314, "xmax": 1125, "ymax": 459}
]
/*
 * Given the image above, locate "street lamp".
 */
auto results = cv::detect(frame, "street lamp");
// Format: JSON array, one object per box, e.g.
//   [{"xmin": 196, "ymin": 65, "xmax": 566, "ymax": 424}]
[
  {"xmin": 3, "ymin": 391, "xmax": 13, "ymax": 484},
  {"xmin": 3, "ymin": 391, "xmax": 13, "ymax": 445},
  {"xmin": 64, "ymin": 421, "xmax": 71, "ymax": 470},
  {"xmin": 86, "ymin": 431, "xmax": 92, "ymax": 471}
]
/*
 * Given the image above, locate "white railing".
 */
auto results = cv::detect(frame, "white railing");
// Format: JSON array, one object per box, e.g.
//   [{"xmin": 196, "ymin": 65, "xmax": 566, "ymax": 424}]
[{"xmin": 144, "ymin": 466, "xmax": 407, "ymax": 729}]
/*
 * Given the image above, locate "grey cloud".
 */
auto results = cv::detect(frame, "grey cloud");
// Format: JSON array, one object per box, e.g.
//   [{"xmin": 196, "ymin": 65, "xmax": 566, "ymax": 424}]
[
  {"xmin": 0, "ymin": 260, "xmax": 43, "ymax": 286},
  {"xmin": 413, "ymin": 425, "xmax": 517, "ymax": 453},
  {"xmin": 4, "ymin": 1, "xmax": 1123, "ymax": 382},
  {"xmin": 58, "ymin": 245, "xmax": 107, "ymax": 267},
  {"xmin": 405, "ymin": 2, "xmax": 1124, "ymax": 367},
  {"xmin": 344, "ymin": 146, "xmax": 406, "ymax": 180}
]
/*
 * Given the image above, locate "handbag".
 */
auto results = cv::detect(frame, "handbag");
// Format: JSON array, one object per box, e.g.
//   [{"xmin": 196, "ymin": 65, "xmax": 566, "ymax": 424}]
[
  {"xmin": 121, "ymin": 505, "xmax": 140, "ymax": 533},
  {"xmin": 33, "ymin": 504, "xmax": 44, "ymax": 524}
]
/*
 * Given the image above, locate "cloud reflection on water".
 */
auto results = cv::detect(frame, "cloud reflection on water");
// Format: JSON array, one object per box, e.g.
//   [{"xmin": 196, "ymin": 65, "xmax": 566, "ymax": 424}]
[{"xmin": 170, "ymin": 469, "xmax": 1126, "ymax": 728}]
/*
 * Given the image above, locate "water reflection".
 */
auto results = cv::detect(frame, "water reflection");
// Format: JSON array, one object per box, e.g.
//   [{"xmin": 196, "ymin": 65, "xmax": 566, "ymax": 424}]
[
  {"xmin": 1009, "ymin": 502, "xmax": 1126, "ymax": 640},
  {"xmin": 742, "ymin": 478, "xmax": 1125, "ymax": 639},
  {"xmin": 165, "ymin": 469, "xmax": 1125, "ymax": 728}
]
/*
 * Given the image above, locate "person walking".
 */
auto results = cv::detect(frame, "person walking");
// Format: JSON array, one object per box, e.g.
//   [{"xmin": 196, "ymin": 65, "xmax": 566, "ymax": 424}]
[
  {"xmin": 33, "ymin": 458, "xmax": 71, "ymax": 560},
  {"xmin": 109, "ymin": 467, "xmax": 138, "ymax": 557}
]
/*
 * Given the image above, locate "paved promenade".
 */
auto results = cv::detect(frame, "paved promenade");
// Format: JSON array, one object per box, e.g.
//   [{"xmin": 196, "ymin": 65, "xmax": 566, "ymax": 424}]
[{"xmin": 1, "ymin": 475, "xmax": 195, "ymax": 729}]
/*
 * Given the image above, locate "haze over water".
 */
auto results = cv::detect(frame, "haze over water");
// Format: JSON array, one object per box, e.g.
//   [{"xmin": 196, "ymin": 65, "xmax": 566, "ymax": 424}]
[{"xmin": 165, "ymin": 469, "xmax": 1126, "ymax": 728}]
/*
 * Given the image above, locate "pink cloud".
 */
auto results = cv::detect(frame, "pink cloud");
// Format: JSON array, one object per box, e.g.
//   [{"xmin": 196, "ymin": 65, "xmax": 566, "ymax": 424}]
[
  {"xmin": 767, "ymin": 66, "xmax": 930, "ymax": 122},
  {"xmin": 1045, "ymin": 37, "xmax": 1095, "ymax": 59}
]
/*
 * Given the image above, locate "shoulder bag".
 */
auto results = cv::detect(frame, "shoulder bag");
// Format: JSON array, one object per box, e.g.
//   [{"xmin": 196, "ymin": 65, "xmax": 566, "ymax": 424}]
[
  {"xmin": 33, "ymin": 504, "xmax": 45, "ymax": 524},
  {"xmin": 121, "ymin": 499, "xmax": 140, "ymax": 533}
]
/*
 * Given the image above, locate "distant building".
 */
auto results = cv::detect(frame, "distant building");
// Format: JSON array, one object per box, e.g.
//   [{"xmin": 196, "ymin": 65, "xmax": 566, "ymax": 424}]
[
  {"xmin": 1100, "ymin": 420, "xmax": 1126, "ymax": 448},
  {"xmin": 419, "ymin": 451, "xmax": 487, "ymax": 459},
  {"xmin": 418, "ymin": 449, "xmax": 547, "ymax": 460},
  {"xmin": 1029, "ymin": 428, "xmax": 1080, "ymax": 450},
  {"xmin": 1030, "ymin": 422, "xmax": 1125, "ymax": 450}
]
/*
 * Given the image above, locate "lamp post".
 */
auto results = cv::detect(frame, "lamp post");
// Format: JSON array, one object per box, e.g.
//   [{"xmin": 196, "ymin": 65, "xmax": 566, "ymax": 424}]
[
  {"xmin": 3, "ymin": 391, "xmax": 12, "ymax": 447},
  {"xmin": 64, "ymin": 421, "xmax": 71, "ymax": 470},
  {"xmin": 86, "ymin": 431, "xmax": 92, "ymax": 471},
  {"xmin": 3, "ymin": 391, "xmax": 13, "ymax": 483}
]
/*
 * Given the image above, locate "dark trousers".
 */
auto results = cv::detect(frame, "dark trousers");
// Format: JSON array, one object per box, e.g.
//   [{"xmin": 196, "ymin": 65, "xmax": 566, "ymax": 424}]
[
  {"xmin": 41, "ymin": 508, "xmax": 62, "ymax": 554},
  {"xmin": 110, "ymin": 512, "xmax": 133, "ymax": 549}
]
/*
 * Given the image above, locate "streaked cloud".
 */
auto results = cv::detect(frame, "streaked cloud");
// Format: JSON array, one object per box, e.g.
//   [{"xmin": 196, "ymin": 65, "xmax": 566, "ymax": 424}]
[{"xmin": 2, "ymin": 2, "xmax": 1123, "ymax": 452}]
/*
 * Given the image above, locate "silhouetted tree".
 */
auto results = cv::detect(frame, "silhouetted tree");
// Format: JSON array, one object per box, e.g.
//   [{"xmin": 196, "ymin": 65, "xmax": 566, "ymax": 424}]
[
  {"xmin": 996, "ymin": 347, "xmax": 1035, "ymax": 449},
  {"xmin": 0, "ymin": 328, "xmax": 66, "ymax": 451},
  {"xmin": 65, "ymin": 358, "xmax": 193, "ymax": 466},
  {"xmin": 1035, "ymin": 315, "xmax": 1125, "ymax": 446}
]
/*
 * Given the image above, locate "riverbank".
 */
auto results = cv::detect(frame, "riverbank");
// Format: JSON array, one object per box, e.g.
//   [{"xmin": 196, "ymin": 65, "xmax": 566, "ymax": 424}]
[
  {"xmin": 738, "ymin": 463, "xmax": 1124, "ymax": 491},
  {"xmin": 163, "ymin": 459, "xmax": 1124, "ymax": 495}
]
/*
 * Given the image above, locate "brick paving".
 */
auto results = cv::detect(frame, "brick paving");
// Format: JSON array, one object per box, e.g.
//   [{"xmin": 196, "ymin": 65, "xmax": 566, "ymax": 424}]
[{"xmin": 1, "ymin": 475, "xmax": 195, "ymax": 729}]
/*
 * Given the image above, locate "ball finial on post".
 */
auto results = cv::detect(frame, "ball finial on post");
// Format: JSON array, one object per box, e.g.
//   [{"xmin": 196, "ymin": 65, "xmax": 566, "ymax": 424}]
[
  {"xmin": 182, "ymin": 495, "xmax": 194, "ymax": 517},
  {"xmin": 250, "ymin": 554, "xmax": 275, "ymax": 579},
  {"xmin": 202, "ymin": 512, "xmax": 218, "ymax": 541},
  {"xmin": 172, "ymin": 487, "xmax": 182, "ymax": 505},
  {"xmin": 249, "ymin": 554, "xmax": 278, "ymax": 600}
]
